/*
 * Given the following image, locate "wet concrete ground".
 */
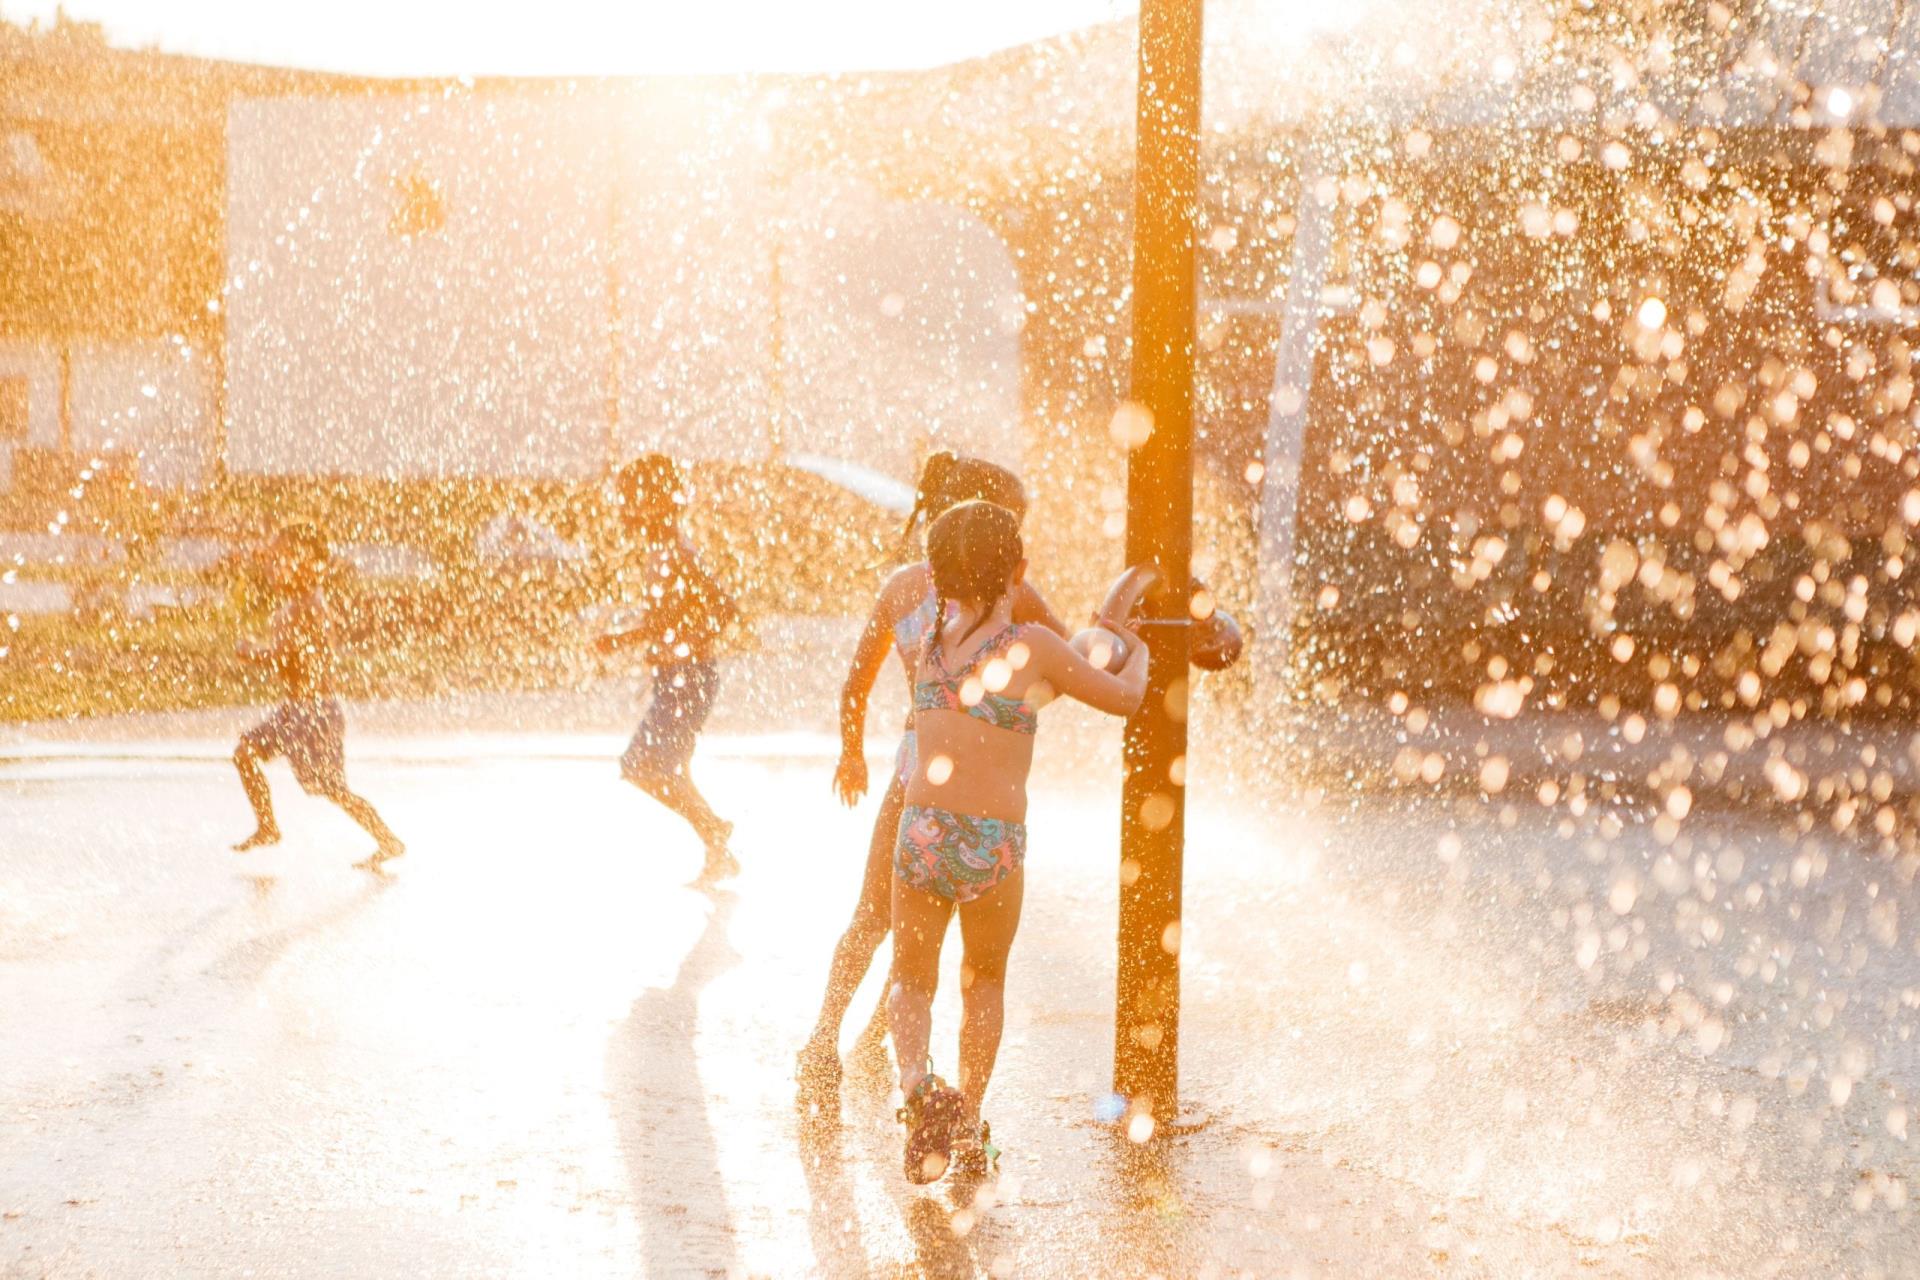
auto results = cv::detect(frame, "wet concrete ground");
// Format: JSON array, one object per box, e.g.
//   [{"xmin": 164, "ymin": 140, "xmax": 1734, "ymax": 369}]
[{"xmin": 3, "ymin": 688, "xmax": 1919, "ymax": 1277}]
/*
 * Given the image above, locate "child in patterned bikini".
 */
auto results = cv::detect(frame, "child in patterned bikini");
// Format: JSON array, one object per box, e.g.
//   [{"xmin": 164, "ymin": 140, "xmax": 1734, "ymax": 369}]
[
  {"xmin": 889, "ymin": 500, "xmax": 1148, "ymax": 1185},
  {"xmin": 798, "ymin": 452, "xmax": 1067, "ymax": 1098}
]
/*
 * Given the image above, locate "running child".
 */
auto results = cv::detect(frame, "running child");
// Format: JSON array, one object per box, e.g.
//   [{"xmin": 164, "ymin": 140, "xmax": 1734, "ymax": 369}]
[
  {"xmin": 797, "ymin": 453, "xmax": 1067, "ymax": 1096},
  {"xmin": 593, "ymin": 454, "xmax": 742, "ymax": 886},
  {"xmin": 231, "ymin": 522, "xmax": 404, "ymax": 870},
  {"xmin": 890, "ymin": 500, "xmax": 1149, "ymax": 1184}
]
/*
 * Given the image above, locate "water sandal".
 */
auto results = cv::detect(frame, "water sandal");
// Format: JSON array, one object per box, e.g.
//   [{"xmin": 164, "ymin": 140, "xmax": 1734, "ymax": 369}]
[
  {"xmin": 898, "ymin": 1074, "xmax": 969, "ymax": 1184},
  {"xmin": 951, "ymin": 1118, "xmax": 997, "ymax": 1181}
]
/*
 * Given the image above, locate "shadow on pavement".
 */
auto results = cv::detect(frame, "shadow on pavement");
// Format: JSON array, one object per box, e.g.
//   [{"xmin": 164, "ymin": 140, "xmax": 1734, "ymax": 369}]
[
  {"xmin": 608, "ymin": 890, "xmax": 743, "ymax": 1276},
  {"xmin": 899, "ymin": 1194, "xmax": 976, "ymax": 1279},
  {"xmin": 207, "ymin": 873, "xmax": 392, "ymax": 982},
  {"xmin": 795, "ymin": 1103, "xmax": 876, "ymax": 1280}
]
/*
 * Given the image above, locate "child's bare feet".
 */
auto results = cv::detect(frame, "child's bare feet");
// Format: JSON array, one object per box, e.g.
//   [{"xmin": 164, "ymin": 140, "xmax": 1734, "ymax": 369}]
[
  {"xmin": 233, "ymin": 826, "xmax": 281, "ymax": 852},
  {"xmin": 353, "ymin": 836, "xmax": 405, "ymax": 873},
  {"xmin": 697, "ymin": 847, "xmax": 741, "ymax": 885},
  {"xmin": 695, "ymin": 822, "xmax": 739, "ymax": 885}
]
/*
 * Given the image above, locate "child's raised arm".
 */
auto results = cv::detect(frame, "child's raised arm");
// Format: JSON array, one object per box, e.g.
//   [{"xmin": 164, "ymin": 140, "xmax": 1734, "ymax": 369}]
[{"xmin": 1025, "ymin": 622, "xmax": 1149, "ymax": 718}]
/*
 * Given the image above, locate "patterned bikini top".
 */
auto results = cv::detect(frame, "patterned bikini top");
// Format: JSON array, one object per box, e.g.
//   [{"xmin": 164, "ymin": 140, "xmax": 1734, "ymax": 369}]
[{"xmin": 914, "ymin": 620, "xmax": 1040, "ymax": 735}]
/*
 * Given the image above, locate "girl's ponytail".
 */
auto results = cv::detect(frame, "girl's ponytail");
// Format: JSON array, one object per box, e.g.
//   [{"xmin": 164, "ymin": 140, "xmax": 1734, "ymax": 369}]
[
  {"xmin": 928, "ymin": 596, "xmax": 949, "ymax": 670},
  {"xmin": 899, "ymin": 450, "xmax": 959, "ymax": 556}
]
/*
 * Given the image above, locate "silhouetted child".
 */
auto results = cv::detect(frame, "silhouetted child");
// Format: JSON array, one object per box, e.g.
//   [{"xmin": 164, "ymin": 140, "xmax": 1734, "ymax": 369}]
[
  {"xmin": 593, "ymin": 454, "xmax": 742, "ymax": 884},
  {"xmin": 232, "ymin": 522, "xmax": 403, "ymax": 870}
]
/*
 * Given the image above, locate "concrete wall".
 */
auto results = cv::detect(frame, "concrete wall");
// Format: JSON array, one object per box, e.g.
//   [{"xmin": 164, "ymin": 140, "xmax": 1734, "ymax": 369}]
[
  {"xmin": 0, "ymin": 341, "xmax": 61, "ymax": 449},
  {"xmin": 225, "ymin": 95, "xmax": 617, "ymax": 480},
  {"xmin": 611, "ymin": 86, "xmax": 776, "ymax": 465},
  {"xmin": 775, "ymin": 174, "xmax": 1023, "ymax": 482},
  {"xmin": 0, "ymin": 338, "xmax": 214, "ymax": 493},
  {"xmin": 0, "ymin": 341, "xmax": 61, "ymax": 493},
  {"xmin": 68, "ymin": 340, "xmax": 215, "ymax": 489},
  {"xmin": 225, "ymin": 93, "xmax": 1024, "ymax": 490}
]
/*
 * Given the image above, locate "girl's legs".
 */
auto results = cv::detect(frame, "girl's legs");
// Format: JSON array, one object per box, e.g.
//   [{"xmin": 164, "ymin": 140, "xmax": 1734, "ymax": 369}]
[
  {"xmin": 622, "ymin": 661, "xmax": 731, "ymax": 859},
  {"xmin": 955, "ymin": 867, "xmax": 1025, "ymax": 1114},
  {"xmin": 231, "ymin": 740, "xmax": 280, "ymax": 849},
  {"xmin": 324, "ymin": 786, "xmax": 404, "ymax": 859},
  {"xmin": 888, "ymin": 876, "xmax": 956, "ymax": 1098},
  {"xmin": 801, "ymin": 779, "xmax": 904, "ymax": 1065},
  {"xmin": 627, "ymin": 768, "xmax": 730, "ymax": 848}
]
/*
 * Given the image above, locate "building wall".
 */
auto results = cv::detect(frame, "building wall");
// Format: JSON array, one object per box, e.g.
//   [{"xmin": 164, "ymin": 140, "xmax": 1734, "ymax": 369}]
[
  {"xmin": 0, "ymin": 338, "xmax": 213, "ymax": 493},
  {"xmin": 611, "ymin": 85, "xmax": 776, "ymax": 466},
  {"xmin": 224, "ymin": 92, "xmax": 1024, "ymax": 490},
  {"xmin": 225, "ymin": 95, "xmax": 617, "ymax": 480},
  {"xmin": 0, "ymin": 340, "xmax": 62, "ymax": 452},
  {"xmin": 774, "ymin": 173, "xmax": 1023, "ymax": 482},
  {"xmin": 68, "ymin": 339, "xmax": 214, "ymax": 489}
]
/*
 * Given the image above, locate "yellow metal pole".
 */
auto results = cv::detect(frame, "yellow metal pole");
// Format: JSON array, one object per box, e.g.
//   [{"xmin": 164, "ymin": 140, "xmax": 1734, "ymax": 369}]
[{"xmin": 1115, "ymin": 0, "xmax": 1203, "ymax": 1127}]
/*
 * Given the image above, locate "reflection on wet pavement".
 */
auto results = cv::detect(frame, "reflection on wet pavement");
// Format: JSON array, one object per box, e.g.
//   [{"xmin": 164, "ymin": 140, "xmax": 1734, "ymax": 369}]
[
  {"xmin": 610, "ymin": 892, "xmax": 742, "ymax": 1275},
  {"xmin": 3, "ymin": 725, "xmax": 1916, "ymax": 1275}
]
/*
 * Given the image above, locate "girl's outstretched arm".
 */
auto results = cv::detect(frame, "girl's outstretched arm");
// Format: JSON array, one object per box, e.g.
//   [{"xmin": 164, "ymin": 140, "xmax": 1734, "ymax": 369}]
[
  {"xmin": 1024, "ymin": 622, "xmax": 1149, "ymax": 718},
  {"xmin": 835, "ymin": 567, "xmax": 920, "ymax": 805},
  {"xmin": 1094, "ymin": 562, "xmax": 1162, "ymax": 627},
  {"xmin": 591, "ymin": 612, "xmax": 660, "ymax": 656}
]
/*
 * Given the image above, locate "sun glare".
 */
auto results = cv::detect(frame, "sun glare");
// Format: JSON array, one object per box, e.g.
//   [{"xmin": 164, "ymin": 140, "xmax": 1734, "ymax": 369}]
[
  {"xmin": 16, "ymin": 0, "xmax": 1920, "ymax": 1271},
  {"xmin": 1, "ymin": 0, "xmax": 1138, "ymax": 74}
]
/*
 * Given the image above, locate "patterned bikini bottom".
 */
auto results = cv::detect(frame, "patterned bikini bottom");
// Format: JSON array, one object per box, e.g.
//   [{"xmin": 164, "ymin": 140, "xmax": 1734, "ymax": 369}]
[{"xmin": 893, "ymin": 803, "xmax": 1026, "ymax": 904}]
